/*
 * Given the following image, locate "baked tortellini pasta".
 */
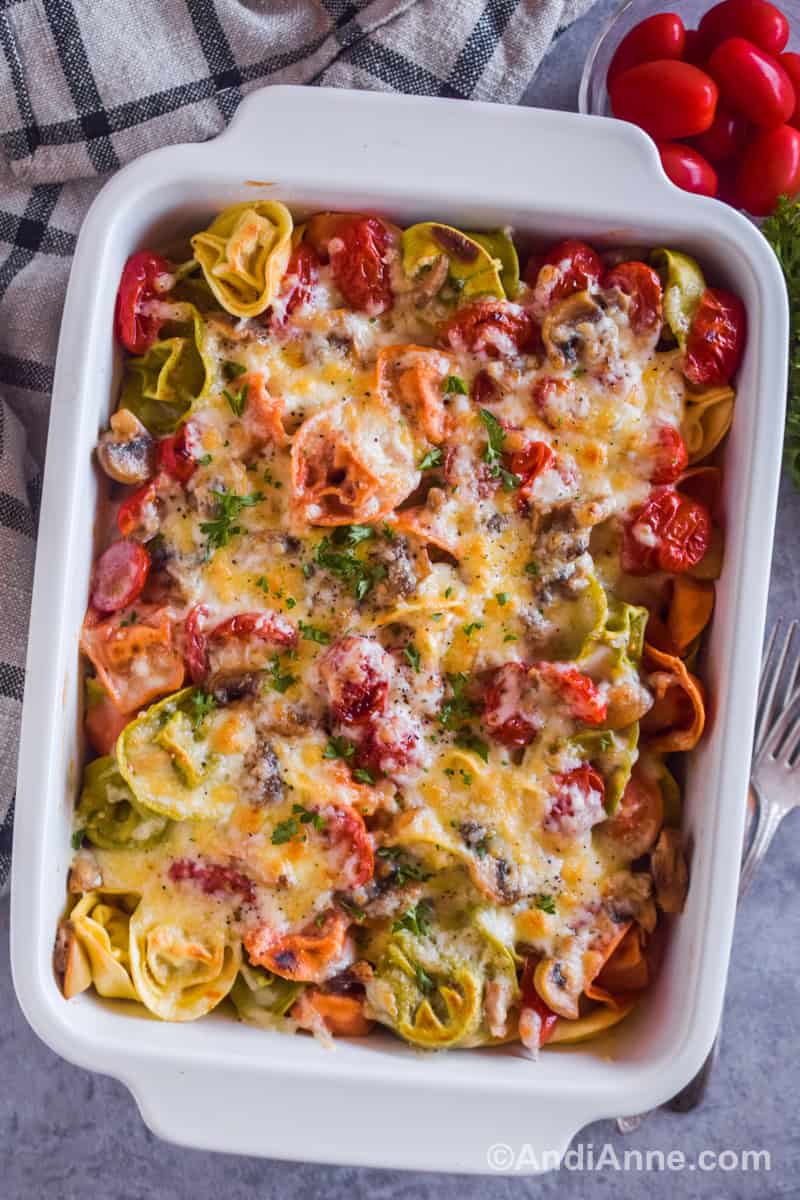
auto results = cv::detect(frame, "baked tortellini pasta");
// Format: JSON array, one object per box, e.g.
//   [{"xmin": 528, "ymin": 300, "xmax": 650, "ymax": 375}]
[{"xmin": 58, "ymin": 209, "xmax": 745, "ymax": 1052}]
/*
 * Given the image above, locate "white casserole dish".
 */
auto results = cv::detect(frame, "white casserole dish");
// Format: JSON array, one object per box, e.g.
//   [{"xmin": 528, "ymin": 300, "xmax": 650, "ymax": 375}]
[{"xmin": 10, "ymin": 86, "xmax": 786, "ymax": 1174}]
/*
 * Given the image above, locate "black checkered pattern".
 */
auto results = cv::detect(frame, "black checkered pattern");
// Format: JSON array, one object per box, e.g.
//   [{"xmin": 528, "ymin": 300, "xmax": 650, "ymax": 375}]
[{"xmin": 0, "ymin": 0, "xmax": 593, "ymax": 890}]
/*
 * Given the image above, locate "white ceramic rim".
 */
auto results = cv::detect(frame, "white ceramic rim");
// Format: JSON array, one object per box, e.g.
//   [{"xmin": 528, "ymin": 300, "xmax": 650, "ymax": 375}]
[{"xmin": 10, "ymin": 86, "xmax": 787, "ymax": 1173}]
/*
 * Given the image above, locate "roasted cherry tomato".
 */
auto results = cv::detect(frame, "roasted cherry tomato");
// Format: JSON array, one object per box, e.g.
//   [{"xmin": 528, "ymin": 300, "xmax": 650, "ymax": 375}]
[
  {"xmin": 541, "ymin": 239, "xmax": 603, "ymax": 301},
  {"xmin": 90, "ymin": 540, "xmax": 150, "ymax": 614},
  {"xmin": 510, "ymin": 440, "xmax": 555, "ymax": 509},
  {"xmin": 328, "ymin": 216, "xmax": 393, "ymax": 315},
  {"xmin": 483, "ymin": 662, "xmax": 540, "ymax": 748},
  {"xmin": 169, "ymin": 858, "xmax": 256, "ymax": 902},
  {"xmin": 609, "ymin": 61, "xmax": 719, "ymax": 140},
  {"xmin": 735, "ymin": 122, "xmax": 800, "ymax": 213},
  {"xmin": 685, "ymin": 287, "xmax": 747, "ymax": 384},
  {"xmin": 622, "ymin": 486, "xmax": 712, "ymax": 574},
  {"xmin": 442, "ymin": 300, "xmax": 540, "ymax": 357},
  {"xmin": 519, "ymin": 957, "xmax": 559, "ymax": 1047},
  {"xmin": 607, "ymin": 12, "xmax": 686, "ymax": 83},
  {"xmin": 116, "ymin": 478, "xmax": 159, "ymax": 540},
  {"xmin": 536, "ymin": 663, "xmax": 608, "ymax": 726},
  {"xmin": 183, "ymin": 604, "xmax": 209, "ymax": 683},
  {"xmin": 282, "ymin": 241, "xmax": 319, "ymax": 317},
  {"xmin": 699, "ymin": 0, "xmax": 790, "ymax": 56},
  {"xmin": 209, "ymin": 611, "xmax": 298, "ymax": 649},
  {"xmin": 692, "ymin": 103, "xmax": 751, "ymax": 161},
  {"xmin": 156, "ymin": 425, "xmax": 196, "ymax": 484},
  {"xmin": 547, "ymin": 765, "xmax": 607, "ymax": 833},
  {"xmin": 114, "ymin": 251, "xmax": 171, "ymax": 355},
  {"xmin": 322, "ymin": 801, "xmax": 375, "ymax": 888},
  {"xmin": 319, "ymin": 635, "xmax": 394, "ymax": 724},
  {"xmin": 779, "ymin": 51, "xmax": 800, "ymax": 124},
  {"xmin": 707, "ymin": 37, "xmax": 795, "ymax": 127},
  {"xmin": 658, "ymin": 141, "xmax": 719, "ymax": 196},
  {"xmin": 651, "ymin": 426, "xmax": 689, "ymax": 485},
  {"xmin": 603, "ymin": 261, "xmax": 664, "ymax": 332}
]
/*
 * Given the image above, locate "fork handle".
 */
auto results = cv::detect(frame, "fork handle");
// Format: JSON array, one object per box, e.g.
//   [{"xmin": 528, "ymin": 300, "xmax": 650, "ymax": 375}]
[{"xmin": 738, "ymin": 802, "xmax": 785, "ymax": 898}]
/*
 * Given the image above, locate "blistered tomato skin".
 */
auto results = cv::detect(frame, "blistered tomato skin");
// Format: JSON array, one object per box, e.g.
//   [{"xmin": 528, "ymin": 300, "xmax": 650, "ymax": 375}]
[
  {"xmin": 736, "ymin": 122, "xmax": 800, "ymax": 212},
  {"xmin": 329, "ymin": 217, "xmax": 393, "ymax": 315},
  {"xmin": 90, "ymin": 541, "xmax": 150, "ymax": 614},
  {"xmin": 658, "ymin": 141, "xmax": 719, "ymax": 196},
  {"xmin": 651, "ymin": 426, "xmax": 689, "ymax": 485},
  {"xmin": 607, "ymin": 13, "xmax": 686, "ymax": 83},
  {"xmin": 609, "ymin": 61, "xmax": 719, "ymax": 140},
  {"xmin": 685, "ymin": 288, "xmax": 747, "ymax": 384},
  {"xmin": 707, "ymin": 37, "xmax": 795, "ymax": 128},
  {"xmin": 542, "ymin": 239, "xmax": 603, "ymax": 299},
  {"xmin": 622, "ymin": 487, "xmax": 712, "ymax": 575},
  {"xmin": 114, "ymin": 251, "xmax": 171, "ymax": 355},
  {"xmin": 692, "ymin": 103, "xmax": 751, "ymax": 161},
  {"xmin": 603, "ymin": 261, "xmax": 664, "ymax": 333},
  {"xmin": 699, "ymin": 0, "xmax": 790, "ymax": 56}
]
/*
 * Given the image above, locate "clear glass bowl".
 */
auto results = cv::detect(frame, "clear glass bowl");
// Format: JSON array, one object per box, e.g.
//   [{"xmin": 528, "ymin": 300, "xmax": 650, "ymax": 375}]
[{"xmin": 579, "ymin": 0, "xmax": 800, "ymax": 116}]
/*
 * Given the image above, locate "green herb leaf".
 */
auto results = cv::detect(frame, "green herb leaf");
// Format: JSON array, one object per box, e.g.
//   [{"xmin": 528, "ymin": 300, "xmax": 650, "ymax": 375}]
[
  {"xmin": 223, "ymin": 360, "xmax": 248, "ymax": 381},
  {"xmin": 353, "ymin": 767, "xmax": 376, "ymax": 786},
  {"xmin": 454, "ymin": 731, "xmax": 489, "ymax": 762},
  {"xmin": 376, "ymin": 846, "xmax": 432, "ymax": 886},
  {"xmin": 223, "ymin": 382, "xmax": 249, "ymax": 418},
  {"xmin": 393, "ymin": 899, "xmax": 433, "ymax": 937},
  {"xmin": 71, "ymin": 828, "xmax": 85, "ymax": 850},
  {"xmin": 444, "ymin": 375, "xmax": 468, "ymax": 395},
  {"xmin": 298, "ymin": 620, "xmax": 331, "ymax": 645},
  {"xmin": 418, "ymin": 447, "xmax": 443, "ymax": 470},
  {"xmin": 338, "ymin": 896, "xmax": 366, "ymax": 922},
  {"xmin": 268, "ymin": 653, "xmax": 297, "ymax": 695},
  {"xmin": 200, "ymin": 490, "xmax": 263, "ymax": 556},
  {"xmin": 479, "ymin": 407, "xmax": 520, "ymax": 490},
  {"xmin": 324, "ymin": 735, "xmax": 356, "ymax": 762},
  {"xmin": 495, "ymin": 592, "xmax": 509, "ymax": 606},
  {"xmin": 271, "ymin": 817, "xmax": 300, "ymax": 845},
  {"xmin": 536, "ymin": 893, "xmax": 557, "ymax": 915},
  {"xmin": 188, "ymin": 689, "xmax": 217, "ymax": 730},
  {"xmin": 438, "ymin": 672, "xmax": 476, "ymax": 729},
  {"xmin": 403, "ymin": 643, "xmax": 421, "ymax": 673},
  {"xmin": 314, "ymin": 531, "xmax": 385, "ymax": 602},
  {"xmin": 762, "ymin": 195, "xmax": 800, "ymax": 486},
  {"xmin": 119, "ymin": 609, "xmax": 138, "ymax": 627},
  {"xmin": 415, "ymin": 963, "xmax": 435, "ymax": 994},
  {"xmin": 462, "ymin": 621, "xmax": 484, "ymax": 638},
  {"xmin": 198, "ymin": 453, "xmax": 212, "ymax": 467},
  {"xmin": 292, "ymin": 802, "xmax": 325, "ymax": 831},
  {"xmin": 525, "ymin": 560, "xmax": 540, "ymax": 578}
]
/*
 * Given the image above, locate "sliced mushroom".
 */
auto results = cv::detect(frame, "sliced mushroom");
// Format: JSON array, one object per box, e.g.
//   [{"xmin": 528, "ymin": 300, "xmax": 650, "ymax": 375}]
[
  {"xmin": 541, "ymin": 291, "xmax": 607, "ymax": 370},
  {"xmin": 412, "ymin": 254, "xmax": 449, "ymax": 307},
  {"xmin": 68, "ymin": 851, "xmax": 103, "ymax": 893},
  {"xmin": 54, "ymin": 921, "xmax": 92, "ymax": 999},
  {"xmin": 97, "ymin": 410, "xmax": 155, "ymax": 485},
  {"xmin": 604, "ymin": 871, "xmax": 657, "ymax": 934},
  {"xmin": 651, "ymin": 828, "xmax": 689, "ymax": 913},
  {"xmin": 534, "ymin": 951, "xmax": 582, "ymax": 1019}
]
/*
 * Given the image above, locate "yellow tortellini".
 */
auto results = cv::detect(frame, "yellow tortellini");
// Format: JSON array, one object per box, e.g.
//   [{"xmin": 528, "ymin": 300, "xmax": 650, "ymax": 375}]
[
  {"xmin": 191, "ymin": 201, "xmax": 293, "ymax": 317},
  {"xmin": 128, "ymin": 897, "xmax": 241, "ymax": 1021},
  {"xmin": 402, "ymin": 222, "xmax": 508, "ymax": 300},
  {"xmin": 682, "ymin": 385, "xmax": 735, "ymax": 463},
  {"xmin": 68, "ymin": 891, "xmax": 140, "ymax": 1001}
]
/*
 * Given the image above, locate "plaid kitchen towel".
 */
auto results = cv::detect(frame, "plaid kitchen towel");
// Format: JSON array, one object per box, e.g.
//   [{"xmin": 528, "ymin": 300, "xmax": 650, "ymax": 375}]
[{"xmin": 0, "ymin": 0, "xmax": 595, "ymax": 890}]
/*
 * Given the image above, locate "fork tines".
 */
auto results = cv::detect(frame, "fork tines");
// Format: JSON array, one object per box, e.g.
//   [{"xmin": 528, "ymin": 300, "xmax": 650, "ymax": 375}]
[{"xmin": 755, "ymin": 619, "xmax": 800, "ymax": 755}]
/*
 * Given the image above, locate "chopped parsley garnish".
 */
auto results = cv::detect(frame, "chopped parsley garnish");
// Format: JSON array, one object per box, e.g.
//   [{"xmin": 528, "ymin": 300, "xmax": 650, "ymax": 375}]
[
  {"xmin": 454, "ymin": 731, "xmax": 490, "ymax": 762},
  {"xmin": 338, "ymin": 896, "xmax": 366, "ymax": 922},
  {"xmin": 255, "ymin": 575, "xmax": 270, "ymax": 592},
  {"xmin": 536, "ymin": 893, "xmax": 557, "ymax": 915},
  {"xmin": 298, "ymin": 621, "xmax": 331, "ymax": 645},
  {"xmin": 479, "ymin": 407, "xmax": 520, "ymax": 490},
  {"xmin": 418, "ymin": 447, "xmax": 443, "ymax": 470},
  {"xmin": 268, "ymin": 654, "xmax": 297, "ymax": 695},
  {"xmin": 495, "ymin": 592, "xmax": 509, "ymax": 606},
  {"xmin": 353, "ymin": 767, "xmax": 376, "ymax": 786},
  {"xmin": 460, "ymin": 768, "xmax": 473, "ymax": 786},
  {"xmin": 119, "ymin": 610, "xmax": 138, "ymax": 627},
  {"xmin": 197, "ymin": 453, "xmax": 212, "ymax": 467},
  {"xmin": 444, "ymin": 586, "xmax": 454, "ymax": 599},
  {"xmin": 444, "ymin": 374, "xmax": 468, "ymax": 395},
  {"xmin": 377, "ymin": 846, "xmax": 432, "ymax": 886},
  {"xmin": 438, "ymin": 673, "xmax": 477, "ymax": 729},
  {"xmin": 285, "ymin": 597, "xmax": 296, "ymax": 609},
  {"xmin": 525, "ymin": 560, "xmax": 540, "ymax": 578},
  {"xmin": 292, "ymin": 802, "xmax": 325, "ymax": 831},
  {"xmin": 404, "ymin": 643, "xmax": 421, "ymax": 673},
  {"xmin": 462, "ymin": 621, "xmax": 484, "ymax": 638},
  {"xmin": 71, "ymin": 828, "xmax": 85, "ymax": 850},
  {"xmin": 503, "ymin": 632, "xmax": 518, "ymax": 643},
  {"xmin": 223, "ymin": 360, "xmax": 248, "ymax": 381},
  {"xmin": 200, "ymin": 490, "xmax": 263, "ymax": 556},
  {"xmin": 223, "ymin": 381, "xmax": 249, "ymax": 418},
  {"xmin": 393, "ymin": 899, "xmax": 433, "ymax": 937},
  {"xmin": 314, "ymin": 526, "xmax": 387, "ymax": 601},
  {"xmin": 271, "ymin": 817, "xmax": 300, "ymax": 845},
  {"xmin": 324, "ymin": 736, "xmax": 356, "ymax": 762},
  {"xmin": 188, "ymin": 689, "xmax": 216, "ymax": 730}
]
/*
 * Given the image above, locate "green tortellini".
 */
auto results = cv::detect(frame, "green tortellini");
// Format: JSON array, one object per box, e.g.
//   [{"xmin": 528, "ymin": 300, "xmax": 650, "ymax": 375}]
[
  {"xmin": 76, "ymin": 755, "xmax": 170, "ymax": 850},
  {"xmin": 651, "ymin": 248, "xmax": 706, "ymax": 349},
  {"xmin": 230, "ymin": 962, "xmax": 303, "ymax": 1028},
  {"xmin": 469, "ymin": 229, "xmax": 520, "ymax": 299},
  {"xmin": 541, "ymin": 574, "xmax": 609, "ymax": 661},
  {"xmin": 191, "ymin": 201, "xmax": 293, "ymax": 318},
  {"xmin": 573, "ymin": 723, "xmax": 640, "ymax": 814},
  {"xmin": 120, "ymin": 303, "xmax": 213, "ymax": 435},
  {"xmin": 402, "ymin": 222, "xmax": 510, "ymax": 300},
  {"xmin": 116, "ymin": 688, "xmax": 252, "ymax": 822}
]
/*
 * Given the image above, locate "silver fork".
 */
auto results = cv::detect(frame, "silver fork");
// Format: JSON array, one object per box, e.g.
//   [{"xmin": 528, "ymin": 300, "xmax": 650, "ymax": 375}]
[{"xmin": 617, "ymin": 619, "xmax": 800, "ymax": 1132}]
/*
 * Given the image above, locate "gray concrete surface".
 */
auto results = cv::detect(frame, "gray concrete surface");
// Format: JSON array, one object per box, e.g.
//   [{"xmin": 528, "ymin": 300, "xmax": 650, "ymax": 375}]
[{"xmin": 1, "ymin": 3, "xmax": 798, "ymax": 1195}]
